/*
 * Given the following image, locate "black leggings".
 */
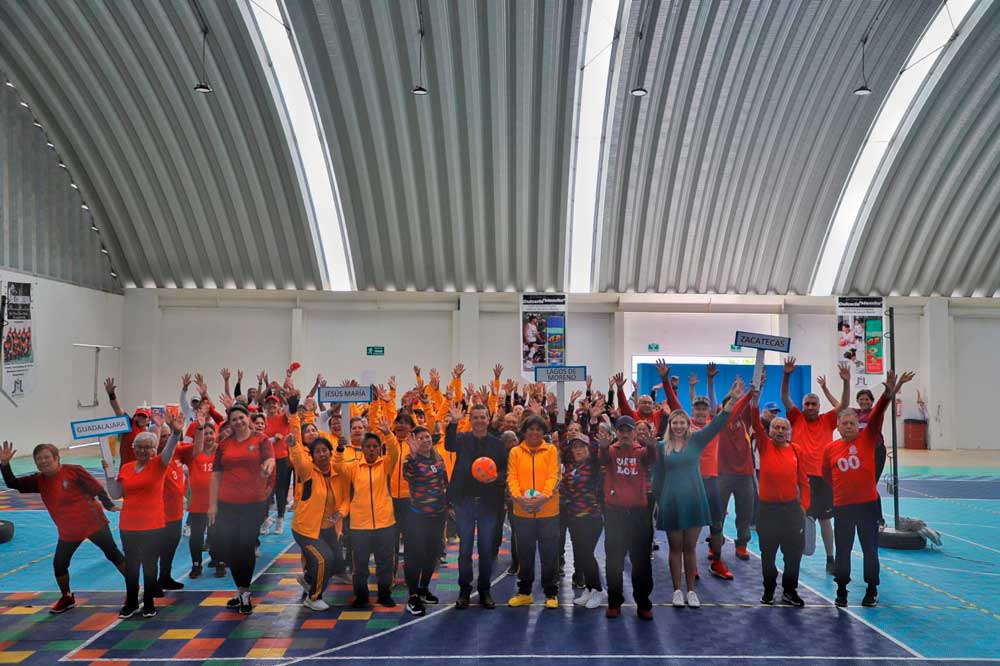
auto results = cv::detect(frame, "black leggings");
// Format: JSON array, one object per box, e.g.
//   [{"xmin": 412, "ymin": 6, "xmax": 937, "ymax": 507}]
[
  {"xmin": 54, "ymin": 525, "xmax": 124, "ymax": 578},
  {"xmin": 351, "ymin": 526, "xmax": 395, "ymax": 602},
  {"xmin": 158, "ymin": 519, "xmax": 182, "ymax": 583},
  {"xmin": 293, "ymin": 527, "xmax": 345, "ymax": 600},
  {"xmin": 121, "ymin": 528, "xmax": 162, "ymax": 608},
  {"xmin": 404, "ymin": 513, "xmax": 446, "ymax": 595},
  {"xmin": 217, "ymin": 501, "xmax": 266, "ymax": 588},
  {"xmin": 188, "ymin": 513, "xmax": 217, "ymax": 565},
  {"xmin": 271, "ymin": 458, "xmax": 292, "ymax": 519},
  {"xmin": 567, "ymin": 516, "xmax": 603, "ymax": 591}
]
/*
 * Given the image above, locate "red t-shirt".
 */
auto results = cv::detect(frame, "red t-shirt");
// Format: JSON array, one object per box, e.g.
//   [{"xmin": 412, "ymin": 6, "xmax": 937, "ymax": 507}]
[
  {"xmin": 717, "ymin": 403, "xmax": 754, "ymax": 476},
  {"xmin": 822, "ymin": 395, "xmax": 889, "ymax": 507},
  {"xmin": 214, "ymin": 433, "xmax": 274, "ymax": 504},
  {"xmin": 29, "ymin": 465, "xmax": 110, "ymax": 541},
  {"xmin": 787, "ymin": 406, "xmax": 839, "ymax": 477},
  {"xmin": 117, "ymin": 457, "xmax": 168, "ymax": 531},
  {"xmin": 119, "ymin": 422, "xmax": 147, "ymax": 467},
  {"xmin": 265, "ymin": 413, "xmax": 290, "ymax": 459},
  {"xmin": 177, "ymin": 444, "xmax": 215, "ymax": 513},
  {"xmin": 750, "ymin": 410, "xmax": 810, "ymax": 509},
  {"xmin": 162, "ymin": 456, "xmax": 187, "ymax": 522}
]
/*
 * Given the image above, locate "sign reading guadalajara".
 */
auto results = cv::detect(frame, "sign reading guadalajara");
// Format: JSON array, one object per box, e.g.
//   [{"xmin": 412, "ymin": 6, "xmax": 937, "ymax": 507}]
[
  {"xmin": 70, "ymin": 415, "xmax": 132, "ymax": 441},
  {"xmin": 733, "ymin": 331, "xmax": 792, "ymax": 353},
  {"xmin": 317, "ymin": 385, "xmax": 374, "ymax": 404}
]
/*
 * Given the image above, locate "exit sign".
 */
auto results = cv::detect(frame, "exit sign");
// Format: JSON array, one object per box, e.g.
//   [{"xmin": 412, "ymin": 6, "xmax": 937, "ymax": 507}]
[
  {"xmin": 731, "ymin": 344, "xmax": 742, "ymax": 351},
  {"xmin": 647, "ymin": 343, "xmax": 660, "ymax": 352},
  {"xmin": 366, "ymin": 346, "xmax": 385, "ymax": 356}
]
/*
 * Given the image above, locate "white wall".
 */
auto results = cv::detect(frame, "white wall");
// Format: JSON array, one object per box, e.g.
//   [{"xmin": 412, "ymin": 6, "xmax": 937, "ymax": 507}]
[
  {"xmin": 0, "ymin": 268, "xmax": 123, "ymax": 448},
  {"xmin": 953, "ymin": 317, "xmax": 1000, "ymax": 450}
]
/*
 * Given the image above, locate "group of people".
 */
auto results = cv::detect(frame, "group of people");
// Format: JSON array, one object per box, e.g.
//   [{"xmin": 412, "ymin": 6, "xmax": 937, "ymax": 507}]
[
  {"xmin": 2, "ymin": 326, "xmax": 32, "ymax": 363},
  {"xmin": 0, "ymin": 356, "xmax": 912, "ymax": 621}
]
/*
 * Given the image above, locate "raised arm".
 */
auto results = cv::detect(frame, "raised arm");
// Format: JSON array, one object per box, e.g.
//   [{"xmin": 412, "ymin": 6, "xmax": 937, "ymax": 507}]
[
  {"xmin": 816, "ymin": 375, "xmax": 840, "ymax": 410},
  {"xmin": 837, "ymin": 362, "xmax": 851, "ymax": 412},
  {"xmin": 180, "ymin": 373, "xmax": 193, "ymax": 420},
  {"xmin": 160, "ymin": 415, "xmax": 184, "ymax": 465},
  {"xmin": 655, "ymin": 359, "xmax": 683, "ymax": 412},
  {"xmin": 690, "ymin": 381, "xmax": 749, "ymax": 451},
  {"xmin": 781, "ymin": 356, "xmax": 797, "ymax": 414},
  {"xmin": 748, "ymin": 384, "xmax": 769, "ymax": 455},
  {"xmin": 104, "ymin": 377, "xmax": 125, "ymax": 417},
  {"xmin": 706, "ymin": 362, "xmax": 719, "ymax": 413},
  {"xmin": 0, "ymin": 442, "xmax": 40, "ymax": 493},
  {"xmin": 613, "ymin": 372, "xmax": 638, "ymax": 418}
]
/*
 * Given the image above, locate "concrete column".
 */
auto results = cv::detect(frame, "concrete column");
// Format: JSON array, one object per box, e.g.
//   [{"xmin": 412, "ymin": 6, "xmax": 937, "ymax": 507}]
[
  {"xmin": 453, "ymin": 294, "xmax": 481, "ymax": 381},
  {"xmin": 122, "ymin": 289, "xmax": 160, "ymax": 403},
  {"xmin": 290, "ymin": 307, "xmax": 304, "ymax": 365},
  {"xmin": 920, "ymin": 298, "xmax": 953, "ymax": 450},
  {"xmin": 613, "ymin": 311, "xmax": 626, "ymax": 374}
]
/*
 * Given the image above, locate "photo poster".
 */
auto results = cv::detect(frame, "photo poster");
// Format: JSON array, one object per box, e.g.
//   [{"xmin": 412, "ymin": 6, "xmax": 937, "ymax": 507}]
[
  {"xmin": 2, "ymin": 281, "xmax": 36, "ymax": 400},
  {"xmin": 836, "ymin": 296, "xmax": 884, "ymax": 383},
  {"xmin": 520, "ymin": 293, "xmax": 567, "ymax": 376}
]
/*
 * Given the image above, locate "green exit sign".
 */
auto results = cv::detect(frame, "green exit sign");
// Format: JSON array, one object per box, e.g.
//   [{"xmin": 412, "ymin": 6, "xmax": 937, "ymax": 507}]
[
  {"xmin": 647, "ymin": 343, "xmax": 660, "ymax": 352},
  {"xmin": 731, "ymin": 344, "xmax": 742, "ymax": 351},
  {"xmin": 366, "ymin": 346, "xmax": 385, "ymax": 356}
]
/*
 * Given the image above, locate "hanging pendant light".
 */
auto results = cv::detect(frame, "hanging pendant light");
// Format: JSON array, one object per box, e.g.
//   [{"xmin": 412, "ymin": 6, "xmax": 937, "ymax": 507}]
[
  {"xmin": 194, "ymin": 27, "xmax": 213, "ymax": 94},
  {"xmin": 854, "ymin": 35, "xmax": 872, "ymax": 96}
]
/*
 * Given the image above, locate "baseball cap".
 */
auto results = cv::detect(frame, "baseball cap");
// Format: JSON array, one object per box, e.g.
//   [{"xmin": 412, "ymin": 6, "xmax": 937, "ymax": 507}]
[
  {"xmin": 615, "ymin": 415, "xmax": 636, "ymax": 430},
  {"xmin": 134, "ymin": 407, "xmax": 151, "ymax": 418},
  {"xmin": 762, "ymin": 401, "xmax": 781, "ymax": 413},
  {"xmin": 692, "ymin": 396, "xmax": 710, "ymax": 407},
  {"xmin": 569, "ymin": 436, "xmax": 590, "ymax": 448},
  {"xmin": 264, "ymin": 394, "xmax": 281, "ymax": 403}
]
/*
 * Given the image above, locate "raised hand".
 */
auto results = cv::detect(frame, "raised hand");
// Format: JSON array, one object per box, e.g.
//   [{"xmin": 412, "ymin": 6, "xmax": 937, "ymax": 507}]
[
  {"xmin": 413, "ymin": 365, "xmax": 422, "ymax": 378},
  {"xmin": 817, "ymin": 375, "xmax": 827, "ymax": 389},
  {"xmin": 220, "ymin": 368, "xmax": 231, "ymax": 381},
  {"xmin": 465, "ymin": 383, "xmax": 476, "ymax": 399},
  {"xmin": 0, "ymin": 441, "xmax": 16, "ymax": 464},
  {"xmin": 707, "ymin": 362, "xmax": 719, "ymax": 379},
  {"xmin": 181, "ymin": 373, "xmax": 192, "ymax": 389},
  {"xmin": 727, "ymin": 376, "xmax": 746, "ymax": 402},
  {"xmin": 894, "ymin": 371, "xmax": 916, "ymax": 394},
  {"xmin": 612, "ymin": 372, "xmax": 626, "ymax": 389},
  {"xmin": 429, "ymin": 368, "xmax": 441, "ymax": 387},
  {"xmin": 285, "ymin": 432, "xmax": 297, "ymax": 448},
  {"xmin": 670, "ymin": 376, "xmax": 680, "ymax": 390},
  {"xmin": 104, "ymin": 377, "xmax": 117, "ymax": 395},
  {"xmin": 593, "ymin": 431, "xmax": 612, "ymax": 450},
  {"xmin": 838, "ymin": 361, "xmax": 851, "ymax": 381},
  {"xmin": 388, "ymin": 375, "xmax": 397, "ymax": 392},
  {"xmin": 452, "ymin": 363, "xmax": 466, "ymax": 379},
  {"xmin": 237, "ymin": 369, "xmax": 244, "ymax": 383},
  {"xmin": 783, "ymin": 356, "xmax": 797, "ymax": 375},
  {"xmin": 493, "ymin": 363, "xmax": 504, "ymax": 379},
  {"xmin": 377, "ymin": 417, "xmax": 392, "ymax": 436},
  {"xmin": 219, "ymin": 393, "xmax": 235, "ymax": 410},
  {"xmin": 689, "ymin": 372, "xmax": 699, "ymax": 387},
  {"xmin": 569, "ymin": 389, "xmax": 583, "ymax": 404},
  {"xmin": 168, "ymin": 413, "xmax": 186, "ymax": 434},
  {"xmin": 449, "ymin": 403, "xmax": 465, "ymax": 422},
  {"xmin": 194, "ymin": 372, "xmax": 205, "ymax": 388},
  {"xmin": 257, "ymin": 370, "xmax": 266, "ymax": 385}
]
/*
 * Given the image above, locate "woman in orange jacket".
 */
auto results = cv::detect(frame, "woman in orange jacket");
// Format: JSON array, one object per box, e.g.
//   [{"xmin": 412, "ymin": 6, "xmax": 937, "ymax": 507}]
[
  {"xmin": 506, "ymin": 415, "xmax": 561, "ymax": 609},
  {"xmin": 332, "ymin": 419, "xmax": 400, "ymax": 609}
]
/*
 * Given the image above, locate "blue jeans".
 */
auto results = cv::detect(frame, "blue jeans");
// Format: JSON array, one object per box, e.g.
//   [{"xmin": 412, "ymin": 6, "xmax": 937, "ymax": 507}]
[{"xmin": 454, "ymin": 497, "xmax": 499, "ymax": 595}]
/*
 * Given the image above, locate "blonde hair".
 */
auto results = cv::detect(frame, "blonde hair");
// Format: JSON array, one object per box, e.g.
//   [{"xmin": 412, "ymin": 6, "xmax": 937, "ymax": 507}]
[{"xmin": 665, "ymin": 409, "xmax": 692, "ymax": 443}]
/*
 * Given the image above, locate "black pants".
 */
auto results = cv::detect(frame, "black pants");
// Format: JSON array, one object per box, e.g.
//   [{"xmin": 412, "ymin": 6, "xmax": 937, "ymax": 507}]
[
  {"xmin": 392, "ymin": 498, "xmax": 411, "ymax": 578},
  {"xmin": 121, "ymin": 528, "xmax": 162, "ymax": 608},
  {"xmin": 272, "ymin": 458, "xmax": 292, "ymax": 519},
  {"xmin": 293, "ymin": 527, "xmax": 345, "ymax": 600},
  {"xmin": 54, "ymin": 525, "xmax": 124, "ymax": 577},
  {"xmin": 604, "ymin": 505, "xmax": 653, "ymax": 610},
  {"xmin": 718, "ymin": 473, "xmax": 756, "ymax": 548},
  {"xmin": 158, "ymin": 519, "xmax": 182, "ymax": 583},
  {"xmin": 567, "ymin": 515, "xmax": 603, "ymax": 591},
  {"xmin": 757, "ymin": 501, "xmax": 804, "ymax": 594},
  {"xmin": 217, "ymin": 501, "xmax": 266, "ymax": 588},
  {"xmin": 833, "ymin": 500, "xmax": 881, "ymax": 590},
  {"xmin": 188, "ymin": 513, "xmax": 217, "ymax": 565},
  {"xmin": 404, "ymin": 513, "xmax": 446, "ymax": 595},
  {"xmin": 511, "ymin": 515, "xmax": 560, "ymax": 597},
  {"xmin": 351, "ymin": 526, "xmax": 395, "ymax": 602}
]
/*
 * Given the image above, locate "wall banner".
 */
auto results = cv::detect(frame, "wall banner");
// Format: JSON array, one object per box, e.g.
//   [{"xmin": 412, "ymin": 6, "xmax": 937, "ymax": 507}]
[
  {"xmin": 2, "ymin": 281, "xmax": 36, "ymax": 400},
  {"xmin": 836, "ymin": 296, "xmax": 884, "ymax": 382},
  {"xmin": 520, "ymin": 293, "xmax": 567, "ymax": 376}
]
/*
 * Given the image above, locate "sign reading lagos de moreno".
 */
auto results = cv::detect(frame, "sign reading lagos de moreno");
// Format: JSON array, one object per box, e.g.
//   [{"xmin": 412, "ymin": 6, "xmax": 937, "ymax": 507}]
[
  {"xmin": 318, "ymin": 385, "xmax": 374, "ymax": 404},
  {"xmin": 70, "ymin": 415, "xmax": 132, "ymax": 441},
  {"xmin": 734, "ymin": 331, "xmax": 791, "ymax": 353},
  {"xmin": 534, "ymin": 365, "xmax": 587, "ymax": 382}
]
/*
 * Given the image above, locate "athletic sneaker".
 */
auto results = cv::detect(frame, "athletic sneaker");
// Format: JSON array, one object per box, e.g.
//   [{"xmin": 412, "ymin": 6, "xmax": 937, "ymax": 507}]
[
  {"xmin": 159, "ymin": 578, "xmax": 184, "ymax": 590},
  {"xmin": 835, "ymin": 591, "xmax": 848, "ymax": 607},
  {"xmin": 182, "ymin": 523, "xmax": 191, "ymax": 537},
  {"xmin": 585, "ymin": 590, "xmax": 608, "ymax": 610},
  {"xmin": 189, "ymin": 564, "xmax": 202, "ymax": 579},
  {"xmin": 455, "ymin": 594, "xmax": 470, "ymax": 609},
  {"xmin": 672, "ymin": 590, "xmax": 685, "ymax": 607},
  {"xmin": 118, "ymin": 604, "xmax": 139, "ymax": 618},
  {"xmin": 544, "ymin": 596, "xmax": 558, "ymax": 609},
  {"xmin": 142, "ymin": 604, "xmax": 157, "ymax": 618},
  {"xmin": 606, "ymin": 606, "xmax": 620, "ymax": 618},
  {"xmin": 479, "ymin": 592, "xmax": 496, "ymax": 609},
  {"xmin": 260, "ymin": 516, "xmax": 274, "ymax": 535},
  {"xmin": 862, "ymin": 588, "xmax": 878, "ymax": 607},
  {"xmin": 574, "ymin": 589, "xmax": 593, "ymax": 607},
  {"xmin": 735, "ymin": 546, "xmax": 750, "ymax": 561},
  {"xmin": 303, "ymin": 596, "xmax": 330, "ymax": 611},
  {"xmin": 710, "ymin": 560, "xmax": 734, "ymax": 580},
  {"xmin": 686, "ymin": 591, "xmax": 701, "ymax": 608},
  {"xmin": 782, "ymin": 591, "xmax": 805, "ymax": 607},
  {"xmin": 226, "ymin": 597, "xmax": 241, "ymax": 609},
  {"xmin": 418, "ymin": 588, "xmax": 439, "ymax": 605},
  {"xmin": 508, "ymin": 594, "xmax": 534, "ymax": 607},
  {"xmin": 406, "ymin": 595, "xmax": 426, "ymax": 616},
  {"xmin": 215, "ymin": 562, "xmax": 227, "ymax": 578},
  {"xmin": 50, "ymin": 594, "xmax": 75, "ymax": 614},
  {"xmin": 637, "ymin": 607, "xmax": 654, "ymax": 621},
  {"xmin": 271, "ymin": 517, "xmax": 284, "ymax": 535},
  {"xmin": 760, "ymin": 590, "xmax": 775, "ymax": 605},
  {"xmin": 826, "ymin": 557, "xmax": 835, "ymax": 575},
  {"xmin": 238, "ymin": 592, "xmax": 253, "ymax": 615}
]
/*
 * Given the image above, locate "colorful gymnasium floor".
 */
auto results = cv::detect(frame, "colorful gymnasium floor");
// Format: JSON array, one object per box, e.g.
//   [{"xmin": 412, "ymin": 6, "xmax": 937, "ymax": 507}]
[{"xmin": 1, "ymin": 454, "xmax": 998, "ymax": 666}]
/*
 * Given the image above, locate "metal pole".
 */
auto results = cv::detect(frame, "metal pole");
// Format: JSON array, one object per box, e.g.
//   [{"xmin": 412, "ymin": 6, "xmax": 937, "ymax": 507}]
[{"xmin": 888, "ymin": 305, "xmax": 900, "ymax": 530}]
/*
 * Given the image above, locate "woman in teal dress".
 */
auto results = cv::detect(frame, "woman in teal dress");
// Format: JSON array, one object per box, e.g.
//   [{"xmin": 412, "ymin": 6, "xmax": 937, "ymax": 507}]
[{"xmin": 653, "ymin": 377, "xmax": 749, "ymax": 608}]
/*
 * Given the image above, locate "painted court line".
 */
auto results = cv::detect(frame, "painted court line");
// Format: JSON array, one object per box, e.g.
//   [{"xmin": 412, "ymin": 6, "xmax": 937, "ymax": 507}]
[
  {"xmin": 934, "ymin": 531, "xmax": 1000, "ymax": 556},
  {"xmin": 72, "ymin": 655, "xmax": 1000, "ymax": 663}
]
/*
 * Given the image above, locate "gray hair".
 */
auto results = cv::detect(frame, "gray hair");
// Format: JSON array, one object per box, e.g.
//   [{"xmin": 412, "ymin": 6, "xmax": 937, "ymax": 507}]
[
  {"xmin": 803, "ymin": 393, "xmax": 821, "ymax": 402},
  {"xmin": 132, "ymin": 432, "xmax": 159, "ymax": 449},
  {"xmin": 500, "ymin": 430, "xmax": 519, "ymax": 446}
]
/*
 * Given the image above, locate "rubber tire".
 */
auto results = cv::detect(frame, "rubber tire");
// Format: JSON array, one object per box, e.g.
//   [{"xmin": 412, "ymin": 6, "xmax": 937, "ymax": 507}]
[
  {"xmin": 878, "ymin": 527, "xmax": 926, "ymax": 550},
  {"xmin": 0, "ymin": 520, "xmax": 14, "ymax": 544}
]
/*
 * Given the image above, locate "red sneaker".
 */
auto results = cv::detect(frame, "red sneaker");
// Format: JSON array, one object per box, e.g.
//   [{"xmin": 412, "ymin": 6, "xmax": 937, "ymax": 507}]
[
  {"xmin": 637, "ymin": 607, "xmax": 654, "ymax": 621},
  {"xmin": 606, "ymin": 606, "xmax": 621, "ymax": 619},
  {"xmin": 707, "ymin": 547, "xmax": 717, "ymax": 561},
  {"xmin": 50, "ymin": 594, "xmax": 76, "ymax": 614},
  {"xmin": 735, "ymin": 546, "xmax": 750, "ymax": 561},
  {"xmin": 710, "ymin": 560, "xmax": 734, "ymax": 580}
]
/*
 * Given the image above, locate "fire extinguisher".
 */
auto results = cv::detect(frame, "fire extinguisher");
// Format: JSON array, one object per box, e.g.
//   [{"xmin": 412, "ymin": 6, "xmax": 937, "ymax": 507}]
[{"xmin": 895, "ymin": 397, "xmax": 902, "ymax": 418}]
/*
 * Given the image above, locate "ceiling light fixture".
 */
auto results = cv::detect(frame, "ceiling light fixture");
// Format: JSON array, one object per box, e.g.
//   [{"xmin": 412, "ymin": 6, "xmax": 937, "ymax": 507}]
[
  {"xmin": 70, "ymin": 182, "xmax": 78, "ymax": 190},
  {"xmin": 19, "ymin": 101, "xmax": 29, "ymax": 109},
  {"xmin": 32, "ymin": 119, "xmax": 42, "ymax": 128},
  {"xmin": 854, "ymin": 32, "xmax": 873, "ymax": 96},
  {"xmin": 194, "ymin": 25, "xmax": 213, "ymax": 94},
  {"xmin": 110, "ymin": 270, "xmax": 117, "ymax": 278},
  {"xmin": 100, "ymin": 247, "xmax": 109, "ymax": 255},
  {"xmin": 4, "ymin": 80, "xmax": 14, "ymax": 88},
  {"xmin": 411, "ymin": 2, "xmax": 428, "ymax": 96},
  {"xmin": 91, "ymin": 225, "xmax": 99, "ymax": 232},
  {"xmin": 46, "ymin": 141, "xmax": 54, "ymax": 149},
  {"xmin": 630, "ymin": 2, "xmax": 651, "ymax": 98},
  {"xmin": 58, "ymin": 161, "xmax": 66, "ymax": 169},
  {"xmin": 81, "ymin": 203, "xmax": 90, "ymax": 211}
]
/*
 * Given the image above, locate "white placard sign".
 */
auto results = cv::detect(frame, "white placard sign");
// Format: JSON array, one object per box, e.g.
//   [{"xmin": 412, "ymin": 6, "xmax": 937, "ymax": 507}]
[
  {"xmin": 318, "ymin": 386, "xmax": 374, "ymax": 404},
  {"xmin": 70, "ymin": 415, "xmax": 132, "ymax": 440},
  {"xmin": 733, "ymin": 331, "xmax": 791, "ymax": 353},
  {"xmin": 534, "ymin": 366, "xmax": 587, "ymax": 383}
]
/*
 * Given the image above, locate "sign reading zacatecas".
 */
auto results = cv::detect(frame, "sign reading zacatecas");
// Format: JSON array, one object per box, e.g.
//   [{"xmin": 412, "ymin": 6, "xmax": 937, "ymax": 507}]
[
  {"xmin": 733, "ymin": 331, "xmax": 792, "ymax": 353},
  {"xmin": 317, "ymin": 386, "xmax": 374, "ymax": 404},
  {"xmin": 534, "ymin": 366, "xmax": 587, "ymax": 383},
  {"xmin": 70, "ymin": 415, "xmax": 132, "ymax": 441}
]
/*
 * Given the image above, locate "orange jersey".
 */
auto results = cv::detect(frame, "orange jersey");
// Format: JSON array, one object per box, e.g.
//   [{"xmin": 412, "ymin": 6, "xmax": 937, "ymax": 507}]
[{"xmin": 822, "ymin": 395, "xmax": 889, "ymax": 507}]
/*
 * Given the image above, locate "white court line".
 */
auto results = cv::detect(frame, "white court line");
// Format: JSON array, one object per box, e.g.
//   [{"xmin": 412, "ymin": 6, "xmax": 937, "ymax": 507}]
[
  {"xmin": 877, "ymin": 557, "xmax": 1000, "ymax": 577},
  {"xmin": 934, "ymin": 531, "xmax": 1000, "ymax": 557},
  {"xmin": 931, "ymin": 521, "xmax": 1000, "ymax": 530},
  {"xmin": 60, "ymin": 541, "xmax": 295, "ymax": 663},
  {"xmin": 73, "ymin": 655, "xmax": 1000, "ymax": 663}
]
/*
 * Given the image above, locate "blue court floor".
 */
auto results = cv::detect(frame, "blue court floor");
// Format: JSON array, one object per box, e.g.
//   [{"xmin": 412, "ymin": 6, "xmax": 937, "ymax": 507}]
[{"xmin": 0, "ymin": 456, "xmax": 997, "ymax": 666}]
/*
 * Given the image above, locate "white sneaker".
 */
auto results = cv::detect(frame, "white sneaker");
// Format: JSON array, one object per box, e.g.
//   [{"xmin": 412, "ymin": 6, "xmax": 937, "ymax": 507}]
[
  {"xmin": 260, "ymin": 517, "xmax": 274, "ymax": 535},
  {"xmin": 573, "ymin": 589, "xmax": 593, "ymax": 607},
  {"xmin": 295, "ymin": 575, "xmax": 310, "ymax": 594},
  {"xmin": 686, "ymin": 591, "xmax": 701, "ymax": 608},
  {"xmin": 272, "ymin": 517, "xmax": 284, "ymax": 535},
  {"xmin": 672, "ymin": 589, "xmax": 685, "ymax": 607},
  {"xmin": 585, "ymin": 590, "xmax": 607, "ymax": 609},
  {"xmin": 303, "ymin": 597, "xmax": 329, "ymax": 611},
  {"xmin": 286, "ymin": 498, "xmax": 294, "ymax": 510},
  {"xmin": 182, "ymin": 524, "xmax": 191, "ymax": 538}
]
